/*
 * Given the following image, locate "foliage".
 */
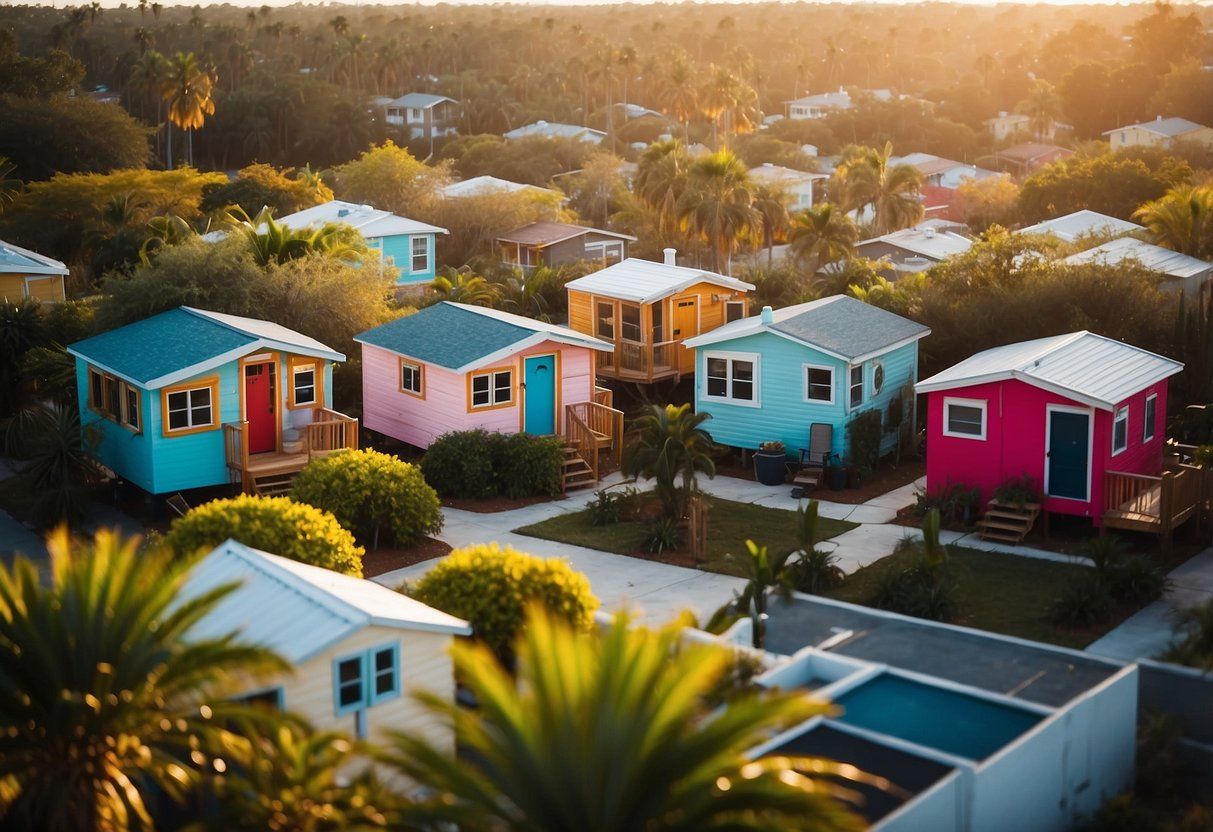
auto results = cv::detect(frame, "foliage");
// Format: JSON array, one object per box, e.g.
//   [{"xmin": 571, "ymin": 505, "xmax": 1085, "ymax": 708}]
[
  {"xmin": 0, "ymin": 529, "xmax": 287, "ymax": 832},
  {"xmin": 1049, "ymin": 572, "xmax": 1114, "ymax": 629},
  {"xmin": 586, "ymin": 485, "xmax": 638, "ymax": 526},
  {"xmin": 199, "ymin": 163, "xmax": 333, "ymax": 218},
  {"xmin": 844, "ymin": 409, "xmax": 882, "ymax": 474},
  {"xmin": 644, "ymin": 516, "xmax": 683, "ymax": 554},
  {"xmin": 385, "ymin": 607, "xmax": 862, "ymax": 832},
  {"xmin": 167, "ymin": 494, "xmax": 364, "ymax": 576},
  {"xmin": 0, "ymin": 94, "xmax": 151, "ymax": 182},
  {"xmin": 332, "ymin": 140, "xmax": 451, "ymax": 218},
  {"xmin": 871, "ymin": 510, "xmax": 959, "ymax": 622},
  {"xmin": 1017, "ymin": 150, "xmax": 1191, "ymax": 224},
  {"xmin": 1105, "ymin": 555, "xmax": 1167, "ymax": 605},
  {"xmin": 225, "ymin": 205, "xmax": 367, "ymax": 267},
  {"xmin": 408, "ymin": 543, "xmax": 598, "ymax": 664},
  {"xmin": 4, "ymin": 405, "xmax": 99, "ymax": 530},
  {"xmin": 427, "ymin": 188, "xmax": 566, "ymax": 268},
  {"xmin": 420, "ymin": 429, "xmax": 564, "ymax": 500},
  {"xmin": 1161, "ymin": 598, "xmax": 1213, "ymax": 671},
  {"xmin": 428, "ymin": 268, "xmax": 500, "ymax": 307},
  {"xmin": 786, "ymin": 502, "xmax": 845, "ymax": 595},
  {"xmin": 953, "ymin": 175, "xmax": 1020, "ymax": 233},
  {"xmin": 0, "ymin": 38, "xmax": 82, "ymax": 98},
  {"xmin": 832, "ymin": 141, "xmax": 924, "ymax": 235},
  {"xmin": 788, "ymin": 203, "xmax": 857, "ymax": 275},
  {"xmin": 622, "ymin": 403, "xmax": 716, "ymax": 521},
  {"xmin": 992, "ymin": 474, "xmax": 1041, "ymax": 508},
  {"xmin": 0, "ymin": 299, "xmax": 47, "ymax": 419},
  {"xmin": 494, "ymin": 433, "xmax": 565, "ymax": 499},
  {"xmin": 1133, "ymin": 183, "xmax": 1213, "ymax": 260},
  {"xmin": 292, "ymin": 449, "xmax": 442, "ymax": 549},
  {"xmin": 162, "ymin": 51, "xmax": 215, "ymax": 167},
  {"xmin": 677, "ymin": 148, "xmax": 757, "ymax": 274}
]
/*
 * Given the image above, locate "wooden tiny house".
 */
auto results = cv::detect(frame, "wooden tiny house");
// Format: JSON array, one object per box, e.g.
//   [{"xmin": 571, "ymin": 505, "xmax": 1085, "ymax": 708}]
[{"xmin": 564, "ymin": 251, "xmax": 755, "ymax": 383}]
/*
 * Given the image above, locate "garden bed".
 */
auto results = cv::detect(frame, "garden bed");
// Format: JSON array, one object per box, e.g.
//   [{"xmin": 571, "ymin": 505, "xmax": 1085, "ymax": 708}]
[
  {"xmin": 361, "ymin": 537, "xmax": 451, "ymax": 577},
  {"xmin": 440, "ymin": 493, "xmax": 563, "ymax": 514},
  {"xmin": 713, "ymin": 453, "xmax": 923, "ymax": 506}
]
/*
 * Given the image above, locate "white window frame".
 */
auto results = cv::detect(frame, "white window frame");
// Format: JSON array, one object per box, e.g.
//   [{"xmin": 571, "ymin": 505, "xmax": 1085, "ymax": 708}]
[
  {"xmin": 471, "ymin": 369, "xmax": 512, "ymax": 408},
  {"xmin": 1112, "ymin": 406, "xmax": 1129, "ymax": 456},
  {"xmin": 943, "ymin": 397, "xmax": 988, "ymax": 441},
  {"xmin": 165, "ymin": 385, "xmax": 215, "ymax": 432},
  {"xmin": 410, "ymin": 236, "xmax": 429, "ymax": 273},
  {"xmin": 1143, "ymin": 394, "xmax": 1157, "ymax": 443},
  {"xmin": 400, "ymin": 360, "xmax": 423, "ymax": 397},
  {"xmin": 584, "ymin": 240, "xmax": 624, "ymax": 263},
  {"xmin": 848, "ymin": 365, "xmax": 864, "ymax": 409},
  {"xmin": 803, "ymin": 363, "xmax": 835, "ymax": 405},
  {"xmin": 703, "ymin": 351, "xmax": 760, "ymax": 407},
  {"xmin": 292, "ymin": 364, "xmax": 317, "ymax": 407}
]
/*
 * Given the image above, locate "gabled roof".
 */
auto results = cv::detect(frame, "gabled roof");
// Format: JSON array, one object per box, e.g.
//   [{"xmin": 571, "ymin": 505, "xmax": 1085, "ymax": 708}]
[
  {"xmin": 181, "ymin": 539, "xmax": 470, "ymax": 664},
  {"xmin": 0, "ymin": 239, "xmax": 69, "ymax": 276},
  {"xmin": 1017, "ymin": 210, "xmax": 1143, "ymax": 243},
  {"xmin": 440, "ymin": 176, "xmax": 562, "ymax": 200},
  {"xmin": 496, "ymin": 221, "xmax": 635, "ymax": 247},
  {"xmin": 982, "ymin": 112, "xmax": 1030, "ymax": 126},
  {"xmin": 387, "ymin": 92, "xmax": 457, "ymax": 109},
  {"xmin": 1104, "ymin": 116, "xmax": 1209, "ymax": 139},
  {"xmin": 746, "ymin": 163, "xmax": 828, "ymax": 187},
  {"xmin": 683, "ymin": 295, "xmax": 930, "ymax": 363},
  {"xmin": 355, "ymin": 301, "xmax": 611, "ymax": 373},
  {"xmin": 915, "ymin": 331, "xmax": 1182, "ymax": 410},
  {"xmin": 786, "ymin": 90, "xmax": 853, "ymax": 109},
  {"xmin": 503, "ymin": 121, "xmax": 606, "ymax": 142},
  {"xmin": 993, "ymin": 143, "xmax": 1073, "ymax": 163},
  {"xmin": 856, "ymin": 227, "xmax": 972, "ymax": 261},
  {"xmin": 67, "ymin": 307, "xmax": 344, "ymax": 389},
  {"xmin": 1062, "ymin": 237, "xmax": 1213, "ymax": 280},
  {"xmin": 276, "ymin": 200, "xmax": 448, "ymax": 239},
  {"xmin": 564, "ymin": 258, "xmax": 755, "ymax": 304}
]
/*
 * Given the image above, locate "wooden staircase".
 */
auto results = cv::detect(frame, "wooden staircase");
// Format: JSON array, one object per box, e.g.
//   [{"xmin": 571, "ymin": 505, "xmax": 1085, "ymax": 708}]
[
  {"xmin": 976, "ymin": 500, "xmax": 1040, "ymax": 544},
  {"xmin": 250, "ymin": 471, "xmax": 296, "ymax": 496},
  {"xmin": 562, "ymin": 445, "xmax": 597, "ymax": 492}
]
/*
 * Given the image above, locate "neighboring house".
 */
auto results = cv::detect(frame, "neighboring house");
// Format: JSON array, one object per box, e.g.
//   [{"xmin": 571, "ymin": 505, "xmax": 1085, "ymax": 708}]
[
  {"xmin": 983, "ymin": 111, "xmax": 1032, "ymax": 142},
  {"xmin": 0, "ymin": 239, "xmax": 68, "ymax": 303},
  {"xmin": 67, "ymin": 307, "xmax": 356, "ymax": 497},
  {"xmin": 383, "ymin": 93, "xmax": 459, "ymax": 140},
  {"xmin": 276, "ymin": 200, "xmax": 448, "ymax": 287},
  {"xmin": 503, "ymin": 121, "xmax": 606, "ymax": 144},
  {"xmin": 1104, "ymin": 116, "xmax": 1213, "ymax": 152},
  {"xmin": 182, "ymin": 538, "xmax": 470, "ymax": 749},
  {"xmin": 915, "ymin": 331, "xmax": 1183, "ymax": 529},
  {"xmin": 564, "ymin": 250, "xmax": 755, "ymax": 383},
  {"xmin": 988, "ymin": 143, "xmax": 1074, "ymax": 176},
  {"xmin": 746, "ymin": 163, "xmax": 829, "ymax": 209},
  {"xmin": 785, "ymin": 88, "xmax": 853, "ymax": 120},
  {"xmin": 1063, "ymin": 237, "xmax": 1213, "ymax": 297},
  {"xmin": 355, "ymin": 301, "xmax": 618, "ymax": 457},
  {"xmin": 439, "ymin": 175, "xmax": 564, "ymax": 202},
  {"xmin": 1017, "ymin": 209, "xmax": 1144, "ymax": 245},
  {"xmin": 495, "ymin": 221, "xmax": 636, "ymax": 270},
  {"xmin": 854, "ymin": 226, "xmax": 973, "ymax": 278},
  {"xmin": 893, "ymin": 153, "xmax": 1002, "ymax": 221},
  {"xmin": 683, "ymin": 296, "xmax": 930, "ymax": 461}
]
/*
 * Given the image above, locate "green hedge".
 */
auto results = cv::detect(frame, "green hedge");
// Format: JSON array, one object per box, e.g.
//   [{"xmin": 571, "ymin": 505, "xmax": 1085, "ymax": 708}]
[
  {"xmin": 420, "ymin": 430, "xmax": 563, "ymax": 500},
  {"xmin": 292, "ymin": 449, "xmax": 442, "ymax": 548}
]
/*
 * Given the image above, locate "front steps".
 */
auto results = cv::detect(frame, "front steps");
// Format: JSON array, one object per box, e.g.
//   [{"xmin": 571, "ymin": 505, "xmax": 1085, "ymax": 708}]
[
  {"xmin": 976, "ymin": 500, "xmax": 1040, "ymax": 544},
  {"xmin": 562, "ymin": 445, "xmax": 597, "ymax": 492}
]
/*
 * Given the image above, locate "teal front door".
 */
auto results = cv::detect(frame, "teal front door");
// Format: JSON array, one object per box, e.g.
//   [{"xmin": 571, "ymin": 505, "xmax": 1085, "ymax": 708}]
[
  {"xmin": 524, "ymin": 355, "xmax": 556, "ymax": 435},
  {"xmin": 1047, "ymin": 409, "xmax": 1090, "ymax": 501}
]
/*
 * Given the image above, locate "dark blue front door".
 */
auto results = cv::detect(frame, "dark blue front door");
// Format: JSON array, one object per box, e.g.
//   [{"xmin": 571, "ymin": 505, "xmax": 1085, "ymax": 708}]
[{"xmin": 1047, "ymin": 409, "xmax": 1089, "ymax": 501}]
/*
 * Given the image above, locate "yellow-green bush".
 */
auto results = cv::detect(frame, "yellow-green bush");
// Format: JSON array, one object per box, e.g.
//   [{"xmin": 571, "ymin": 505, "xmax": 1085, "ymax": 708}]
[
  {"xmin": 166, "ymin": 494, "xmax": 364, "ymax": 576},
  {"xmin": 409, "ymin": 543, "xmax": 598, "ymax": 662},
  {"xmin": 292, "ymin": 448, "xmax": 442, "ymax": 548}
]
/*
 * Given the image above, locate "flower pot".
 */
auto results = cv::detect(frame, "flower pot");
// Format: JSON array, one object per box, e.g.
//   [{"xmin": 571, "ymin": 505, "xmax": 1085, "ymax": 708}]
[
  {"xmin": 826, "ymin": 466, "xmax": 846, "ymax": 491},
  {"xmin": 753, "ymin": 450, "xmax": 787, "ymax": 486}
]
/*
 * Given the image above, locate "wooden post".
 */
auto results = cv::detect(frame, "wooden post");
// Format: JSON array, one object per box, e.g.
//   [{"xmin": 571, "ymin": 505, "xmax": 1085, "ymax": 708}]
[{"xmin": 687, "ymin": 494, "xmax": 708, "ymax": 563}]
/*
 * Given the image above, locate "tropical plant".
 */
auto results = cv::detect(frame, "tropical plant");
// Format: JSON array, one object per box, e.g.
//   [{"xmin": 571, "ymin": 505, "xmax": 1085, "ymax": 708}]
[
  {"xmin": 678, "ymin": 149, "xmax": 758, "ymax": 274},
  {"xmin": 724, "ymin": 540, "xmax": 795, "ymax": 649},
  {"xmin": 224, "ymin": 205, "xmax": 366, "ymax": 267},
  {"xmin": 622, "ymin": 403, "xmax": 716, "ymax": 521},
  {"xmin": 429, "ymin": 267, "xmax": 500, "ymax": 307},
  {"xmin": 0, "ymin": 299, "xmax": 46, "ymax": 419},
  {"xmin": 384, "ymin": 607, "xmax": 864, "ymax": 831},
  {"xmin": 1013, "ymin": 79, "xmax": 1062, "ymax": 141},
  {"xmin": 0, "ymin": 529, "xmax": 287, "ymax": 832},
  {"xmin": 162, "ymin": 51, "xmax": 216, "ymax": 168},
  {"xmin": 751, "ymin": 184, "xmax": 792, "ymax": 268},
  {"xmin": 872, "ymin": 509, "xmax": 959, "ymax": 623},
  {"xmin": 786, "ymin": 502, "xmax": 845, "ymax": 594},
  {"xmin": 408, "ymin": 543, "xmax": 598, "ymax": 664},
  {"xmin": 645, "ymin": 516, "xmax": 684, "ymax": 554},
  {"xmin": 292, "ymin": 448, "xmax": 442, "ymax": 549},
  {"xmin": 788, "ymin": 203, "xmax": 858, "ymax": 275},
  {"xmin": 0, "ymin": 155, "xmax": 20, "ymax": 211},
  {"xmin": 833, "ymin": 142, "xmax": 924, "ymax": 235},
  {"xmin": 1161, "ymin": 598, "xmax": 1213, "ymax": 671},
  {"xmin": 167, "ymin": 494, "xmax": 364, "ymax": 576},
  {"xmin": 1133, "ymin": 183, "xmax": 1213, "ymax": 260},
  {"xmin": 5, "ymin": 404, "xmax": 100, "ymax": 529}
]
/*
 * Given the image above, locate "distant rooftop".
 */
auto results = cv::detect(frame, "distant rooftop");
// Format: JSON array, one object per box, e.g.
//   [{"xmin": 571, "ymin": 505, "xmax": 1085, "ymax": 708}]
[
  {"xmin": 0, "ymin": 240, "xmax": 68, "ymax": 276},
  {"xmin": 504, "ymin": 121, "xmax": 606, "ymax": 143},
  {"xmin": 746, "ymin": 163, "xmax": 827, "ymax": 186},
  {"xmin": 1063, "ymin": 237, "xmax": 1213, "ymax": 280},
  {"xmin": 1104, "ymin": 115, "xmax": 1210, "ymax": 138},
  {"xmin": 440, "ymin": 176, "xmax": 562, "ymax": 200},
  {"xmin": 386, "ymin": 92, "xmax": 456, "ymax": 109},
  {"xmin": 276, "ymin": 200, "xmax": 447, "ymax": 238},
  {"xmin": 496, "ymin": 221, "xmax": 635, "ymax": 247},
  {"xmin": 1016, "ymin": 209, "xmax": 1143, "ymax": 243},
  {"xmin": 857, "ymin": 226, "xmax": 973, "ymax": 261}
]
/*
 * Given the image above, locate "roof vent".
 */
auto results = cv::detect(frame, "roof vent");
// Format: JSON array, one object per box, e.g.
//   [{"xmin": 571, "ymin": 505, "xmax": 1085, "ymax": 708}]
[
  {"xmin": 923, "ymin": 228, "xmax": 936, "ymax": 238},
  {"xmin": 663, "ymin": 248, "xmax": 677, "ymax": 266},
  {"xmin": 760, "ymin": 306, "xmax": 774, "ymax": 325},
  {"xmin": 337, "ymin": 208, "xmax": 349, "ymax": 217}
]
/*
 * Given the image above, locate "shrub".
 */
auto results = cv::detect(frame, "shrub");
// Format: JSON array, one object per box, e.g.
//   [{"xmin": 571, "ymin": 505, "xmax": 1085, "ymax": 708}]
[
  {"xmin": 991, "ymin": 473, "xmax": 1041, "ymax": 508},
  {"xmin": 421, "ymin": 430, "xmax": 563, "ymax": 500},
  {"xmin": 1105, "ymin": 554, "xmax": 1168, "ymax": 604},
  {"xmin": 1049, "ymin": 573, "xmax": 1114, "ymax": 629},
  {"xmin": 292, "ymin": 449, "xmax": 442, "ymax": 548},
  {"xmin": 644, "ymin": 516, "xmax": 683, "ymax": 554},
  {"xmin": 586, "ymin": 486, "xmax": 637, "ymax": 526},
  {"xmin": 845, "ymin": 408, "xmax": 883, "ymax": 473},
  {"xmin": 495, "ymin": 434, "xmax": 564, "ymax": 499},
  {"xmin": 167, "ymin": 494, "xmax": 363, "ymax": 576},
  {"xmin": 409, "ymin": 543, "xmax": 598, "ymax": 663},
  {"xmin": 870, "ymin": 564, "xmax": 960, "ymax": 623},
  {"xmin": 788, "ymin": 548, "xmax": 845, "ymax": 595}
]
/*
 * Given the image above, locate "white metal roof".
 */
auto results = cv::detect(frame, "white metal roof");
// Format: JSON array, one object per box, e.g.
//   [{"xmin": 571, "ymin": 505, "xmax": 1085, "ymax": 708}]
[
  {"xmin": 276, "ymin": 200, "xmax": 448, "ymax": 239},
  {"xmin": 0, "ymin": 239, "xmax": 69, "ymax": 276},
  {"xmin": 186, "ymin": 307, "xmax": 346, "ymax": 362},
  {"xmin": 440, "ymin": 176, "xmax": 562, "ymax": 200},
  {"xmin": 1103, "ymin": 116, "xmax": 1208, "ymax": 139},
  {"xmin": 182, "ymin": 540, "xmax": 471, "ymax": 664},
  {"xmin": 1062, "ymin": 237, "xmax": 1213, "ymax": 280},
  {"xmin": 1017, "ymin": 210, "xmax": 1144, "ymax": 243},
  {"xmin": 915, "ymin": 331, "xmax": 1183, "ymax": 410},
  {"xmin": 387, "ymin": 92, "xmax": 456, "ymax": 109},
  {"xmin": 564, "ymin": 258, "xmax": 755, "ymax": 304},
  {"xmin": 746, "ymin": 163, "xmax": 827, "ymax": 187},
  {"xmin": 503, "ymin": 121, "xmax": 606, "ymax": 143},
  {"xmin": 856, "ymin": 227, "xmax": 972, "ymax": 261}
]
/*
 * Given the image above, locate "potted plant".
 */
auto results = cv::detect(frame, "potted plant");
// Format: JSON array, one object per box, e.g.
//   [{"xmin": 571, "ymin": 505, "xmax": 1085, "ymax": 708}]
[
  {"xmin": 824, "ymin": 453, "xmax": 846, "ymax": 490},
  {"xmin": 753, "ymin": 440, "xmax": 787, "ymax": 486}
]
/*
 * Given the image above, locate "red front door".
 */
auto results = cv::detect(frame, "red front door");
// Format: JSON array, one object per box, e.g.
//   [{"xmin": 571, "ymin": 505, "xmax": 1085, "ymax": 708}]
[{"xmin": 244, "ymin": 363, "xmax": 276, "ymax": 454}]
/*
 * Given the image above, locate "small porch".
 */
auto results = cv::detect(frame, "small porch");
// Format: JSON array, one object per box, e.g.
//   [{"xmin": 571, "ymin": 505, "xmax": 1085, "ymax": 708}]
[
  {"xmin": 224, "ymin": 408, "xmax": 359, "ymax": 494},
  {"xmin": 596, "ymin": 338, "xmax": 680, "ymax": 384},
  {"xmin": 1102, "ymin": 463, "xmax": 1206, "ymax": 551},
  {"xmin": 562, "ymin": 386, "xmax": 624, "ymax": 490}
]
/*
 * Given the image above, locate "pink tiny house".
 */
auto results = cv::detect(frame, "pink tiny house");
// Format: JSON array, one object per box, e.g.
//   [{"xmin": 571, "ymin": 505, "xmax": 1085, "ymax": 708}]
[{"xmin": 916, "ymin": 332, "xmax": 1186, "ymax": 534}]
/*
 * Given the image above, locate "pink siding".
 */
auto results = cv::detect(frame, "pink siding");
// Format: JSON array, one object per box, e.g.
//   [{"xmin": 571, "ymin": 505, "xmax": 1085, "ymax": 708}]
[
  {"xmin": 925, "ymin": 378, "xmax": 1169, "ymax": 524},
  {"xmin": 361, "ymin": 341, "xmax": 597, "ymax": 449}
]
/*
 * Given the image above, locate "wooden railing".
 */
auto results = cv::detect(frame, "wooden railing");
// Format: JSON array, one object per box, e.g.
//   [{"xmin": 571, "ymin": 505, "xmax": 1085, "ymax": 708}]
[
  {"xmin": 599, "ymin": 337, "xmax": 679, "ymax": 381},
  {"xmin": 565, "ymin": 407, "xmax": 600, "ymax": 485},
  {"xmin": 306, "ymin": 408, "xmax": 359, "ymax": 458},
  {"xmin": 593, "ymin": 386, "xmax": 613, "ymax": 408},
  {"xmin": 223, "ymin": 421, "xmax": 252, "ymax": 491},
  {"xmin": 564, "ymin": 400, "xmax": 625, "ymax": 482},
  {"xmin": 1103, "ymin": 465, "xmax": 1203, "ymax": 549}
]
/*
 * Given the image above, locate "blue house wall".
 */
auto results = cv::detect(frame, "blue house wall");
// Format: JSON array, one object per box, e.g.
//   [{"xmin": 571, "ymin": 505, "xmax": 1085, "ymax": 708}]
[
  {"xmin": 75, "ymin": 363, "xmax": 156, "ymax": 493},
  {"xmin": 376, "ymin": 232, "xmax": 438, "ymax": 286},
  {"xmin": 692, "ymin": 331, "xmax": 920, "ymax": 463}
]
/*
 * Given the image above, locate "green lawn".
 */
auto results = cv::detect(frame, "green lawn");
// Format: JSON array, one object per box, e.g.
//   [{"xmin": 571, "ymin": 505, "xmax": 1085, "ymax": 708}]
[
  {"xmin": 514, "ymin": 495, "xmax": 857, "ymax": 574},
  {"xmin": 824, "ymin": 546, "xmax": 1115, "ymax": 649}
]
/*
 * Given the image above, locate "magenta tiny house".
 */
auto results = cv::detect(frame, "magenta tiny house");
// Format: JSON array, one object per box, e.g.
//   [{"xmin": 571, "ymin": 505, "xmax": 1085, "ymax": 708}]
[{"xmin": 916, "ymin": 332, "xmax": 1184, "ymax": 528}]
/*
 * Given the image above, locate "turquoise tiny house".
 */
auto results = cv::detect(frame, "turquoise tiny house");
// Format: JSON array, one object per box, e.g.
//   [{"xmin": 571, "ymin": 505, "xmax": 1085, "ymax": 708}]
[
  {"xmin": 67, "ymin": 307, "xmax": 354, "ymax": 496},
  {"xmin": 683, "ymin": 296, "xmax": 930, "ymax": 463}
]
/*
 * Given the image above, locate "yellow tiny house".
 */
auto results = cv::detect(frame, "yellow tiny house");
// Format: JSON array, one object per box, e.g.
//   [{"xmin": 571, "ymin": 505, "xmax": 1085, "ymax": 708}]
[{"xmin": 565, "ymin": 251, "xmax": 754, "ymax": 383}]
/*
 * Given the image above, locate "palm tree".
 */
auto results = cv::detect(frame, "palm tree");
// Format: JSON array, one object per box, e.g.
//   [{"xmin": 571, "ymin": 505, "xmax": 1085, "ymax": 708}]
[
  {"xmin": 129, "ymin": 49, "xmax": 169, "ymax": 129},
  {"xmin": 162, "ymin": 51, "xmax": 216, "ymax": 169},
  {"xmin": 430, "ymin": 268, "xmax": 500, "ymax": 307},
  {"xmin": 834, "ymin": 142, "xmax": 923, "ymax": 235},
  {"xmin": 789, "ymin": 203, "xmax": 859, "ymax": 275},
  {"xmin": 225, "ymin": 207, "xmax": 366, "ymax": 267},
  {"xmin": 0, "ymin": 156, "xmax": 21, "ymax": 212},
  {"xmin": 0, "ymin": 529, "xmax": 287, "ymax": 831},
  {"xmin": 700, "ymin": 64, "xmax": 738, "ymax": 147},
  {"xmin": 386, "ymin": 607, "xmax": 863, "ymax": 832},
  {"xmin": 1014, "ymin": 80, "xmax": 1062, "ymax": 142},
  {"xmin": 1134, "ymin": 184, "xmax": 1213, "ymax": 260},
  {"xmin": 678, "ymin": 149, "xmax": 758, "ymax": 275},
  {"xmin": 718, "ymin": 540, "xmax": 796, "ymax": 649},
  {"xmin": 1162, "ymin": 599, "xmax": 1213, "ymax": 671},
  {"xmin": 622, "ymin": 402, "xmax": 716, "ymax": 521},
  {"xmin": 752, "ymin": 184, "xmax": 792, "ymax": 268},
  {"xmin": 660, "ymin": 51, "xmax": 698, "ymax": 142}
]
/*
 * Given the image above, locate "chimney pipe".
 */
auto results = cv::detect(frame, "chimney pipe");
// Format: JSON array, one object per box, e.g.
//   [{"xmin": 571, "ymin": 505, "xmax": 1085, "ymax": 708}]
[
  {"xmin": 663, "ymin": 248, "xmax": 677, "ymax": 266},
  {"xmin": 760, "ymin": 305, "xmax": 774, "ymax": 325}
]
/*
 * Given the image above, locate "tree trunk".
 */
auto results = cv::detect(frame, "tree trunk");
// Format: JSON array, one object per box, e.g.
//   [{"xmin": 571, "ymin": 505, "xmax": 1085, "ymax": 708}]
[{"xmin": 166, "ymin": 120, "xmax": 173, "ymax": 170}]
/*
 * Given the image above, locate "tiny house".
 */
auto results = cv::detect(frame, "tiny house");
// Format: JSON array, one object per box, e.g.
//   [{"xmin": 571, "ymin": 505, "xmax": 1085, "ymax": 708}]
[
  {"xmin": 67, "ymin": 307, "xmax": 356, "ymax": 496},
  {"xmin": 495, "ymin": 221, "xmax": 635, "ymax": 270},
  {"xmin": 0, "ymin": 239, "xmax": 68, "ymax": 303},
  {"xmin": 564, "ymin": 250, "xmax": 755, "ymax": 383}
]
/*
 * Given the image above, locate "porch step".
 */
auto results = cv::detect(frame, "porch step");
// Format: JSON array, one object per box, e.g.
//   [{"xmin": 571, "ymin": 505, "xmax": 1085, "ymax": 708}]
[
  {"xmin": 561, "ymin": 446, "xmax": 597, "ymax": 492},
  {"xmin": 252, "ymin": 473, "xmax": 296, "ymax": 496},
  {"xmin": 976, "ymin": 500, "xmax": 1040, "ymax": 545}
]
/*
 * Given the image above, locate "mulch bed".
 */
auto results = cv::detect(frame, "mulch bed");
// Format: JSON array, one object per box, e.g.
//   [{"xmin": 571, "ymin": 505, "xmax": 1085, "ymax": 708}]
[
  {"xmin": 440, "ymin": 493, "xmax": 562, "ymax": 513},
  {"xmin": 361, "ymin": 536, "xmax": 452, "ymax": 578},
  {"xmin": 714, "ymin": 454, "xmax": 924, "ymax": 505}
]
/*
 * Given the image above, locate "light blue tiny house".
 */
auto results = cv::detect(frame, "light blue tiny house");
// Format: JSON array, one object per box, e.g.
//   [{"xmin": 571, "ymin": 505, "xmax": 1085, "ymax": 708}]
[
  {"xmin": 67, "ymin": 307, "xmax": 353, "ymax": 496},
  {"xmin": 683, "ymin": 296, "xmax": 931, "ymax": 463}
]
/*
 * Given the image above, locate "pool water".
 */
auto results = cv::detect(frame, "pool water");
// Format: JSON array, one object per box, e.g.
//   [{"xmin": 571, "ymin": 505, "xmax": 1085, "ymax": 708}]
[{"xmin": 833, "ymin": 674, "xmax": 1043, "ymax": 761}]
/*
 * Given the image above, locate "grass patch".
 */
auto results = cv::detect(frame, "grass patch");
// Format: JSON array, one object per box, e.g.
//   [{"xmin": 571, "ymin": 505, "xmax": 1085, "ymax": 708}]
[
  {"xmin": 824, "ymin": 546, "xmax": 1126, "ymax": 649},
  {"xmin": 514, "ymin": 494, "xmax": 857, "ymax": 574}
]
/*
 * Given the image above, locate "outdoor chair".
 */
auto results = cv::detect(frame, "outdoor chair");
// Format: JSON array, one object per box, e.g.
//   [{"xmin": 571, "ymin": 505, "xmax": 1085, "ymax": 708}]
[{"xmin": 791, "ymin": 423, "xmax": 833, "ymax": 497}]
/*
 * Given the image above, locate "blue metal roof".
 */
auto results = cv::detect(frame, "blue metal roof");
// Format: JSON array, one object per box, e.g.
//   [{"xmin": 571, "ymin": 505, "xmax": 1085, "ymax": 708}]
[{"xmin": 355, "ymin": 302, "xmax": 537, "ymax": 370}]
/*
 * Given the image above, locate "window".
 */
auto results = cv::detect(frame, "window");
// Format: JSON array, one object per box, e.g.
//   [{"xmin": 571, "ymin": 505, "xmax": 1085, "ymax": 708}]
[
  {"xmin": 804, "ymin": 364, "xmax": 835, "ymax": 404},
  {"xmin": 585, "ymin": 240, "xmax": 624, "ymax": 264},
  {"xmin": 333, "ymin": 644, "xmax": 400, "ymax": 738},
  {"xmin": 103, "ymin": 375, "xmax": 120, "ymax": 416},
  {"xmin": 1143, "ymin": 394, "xmax": 1157, "ymax": 443},
  {"xmin": 651, "ymin": 302, "xmax": 664, "ymax": 342},
  {"xmin": 725, "ymin": 300, "xmax": 746, "ymax": 323},
  {"xmin": 400, "ymin": 360, "xmax": 424, "ymax": 397},
  {"xmin": 235, "ymin": 687, "xmax": 283, "ymax": 710},
  {"xmin": 872, "ymin": 362, "xmax": 885, "ymax": 396},
  {"xmin": 620, "ymin": 303, "xmax": 642, "ymax": 343},
  {"xmin": 596, "ymin": 301, "xmax": 615, "ymax": 340},
  {"xmin": 372, "ymin": 645, "xmax": 399, "ymax": 700},
  {"xmin": 87, "ymin": 366, "xmax": 142, "ymax": 434},
  {"xmin": 161, "ymin": 378, "xmax": 218, "ymax": 435},
  {"xmin": 704, "ymin": 352, "xmax": 758, "ymax": 405},
  {"xmin": 943, "ymin": 397, "xmax": 987, "ymax": 440},
  {"xmin": 122, "ymin": 385, "xmax": 140, "ymax": 431},
  {"xmin": 1112, "ymin": 406, "xmax": 1128, "ymax": 455},
  {"xmin": 290, "ymin": 362, "xmax": 317, "ymax": 408},
  {"xmin": 470, "ymin": 369, "xmax": 512, "ymax": 409},
  {"xmin": 410, "ymin": 236, "xmax": 429, "ymax": 272},
  {"xmin": 88, "ymin": 368, "xmax": 105, "ymax": 411},
  {"xmin": 849, "ymin": 366, "xmax": 864, "ymax": 409}
]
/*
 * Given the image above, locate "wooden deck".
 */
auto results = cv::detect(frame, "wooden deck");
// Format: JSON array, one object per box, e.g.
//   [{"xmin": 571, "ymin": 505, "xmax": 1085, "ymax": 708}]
[
  {"xmin": 1102, "ymin": 465, "xmax": 1204, "ymax": 550},
  {"xmin": 596, "ymin": 338, "xmax": 680, "ymax": 383},
  {"xmin": 224, "ymin": 408, "xmax": 359, "ymax": 494}
]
